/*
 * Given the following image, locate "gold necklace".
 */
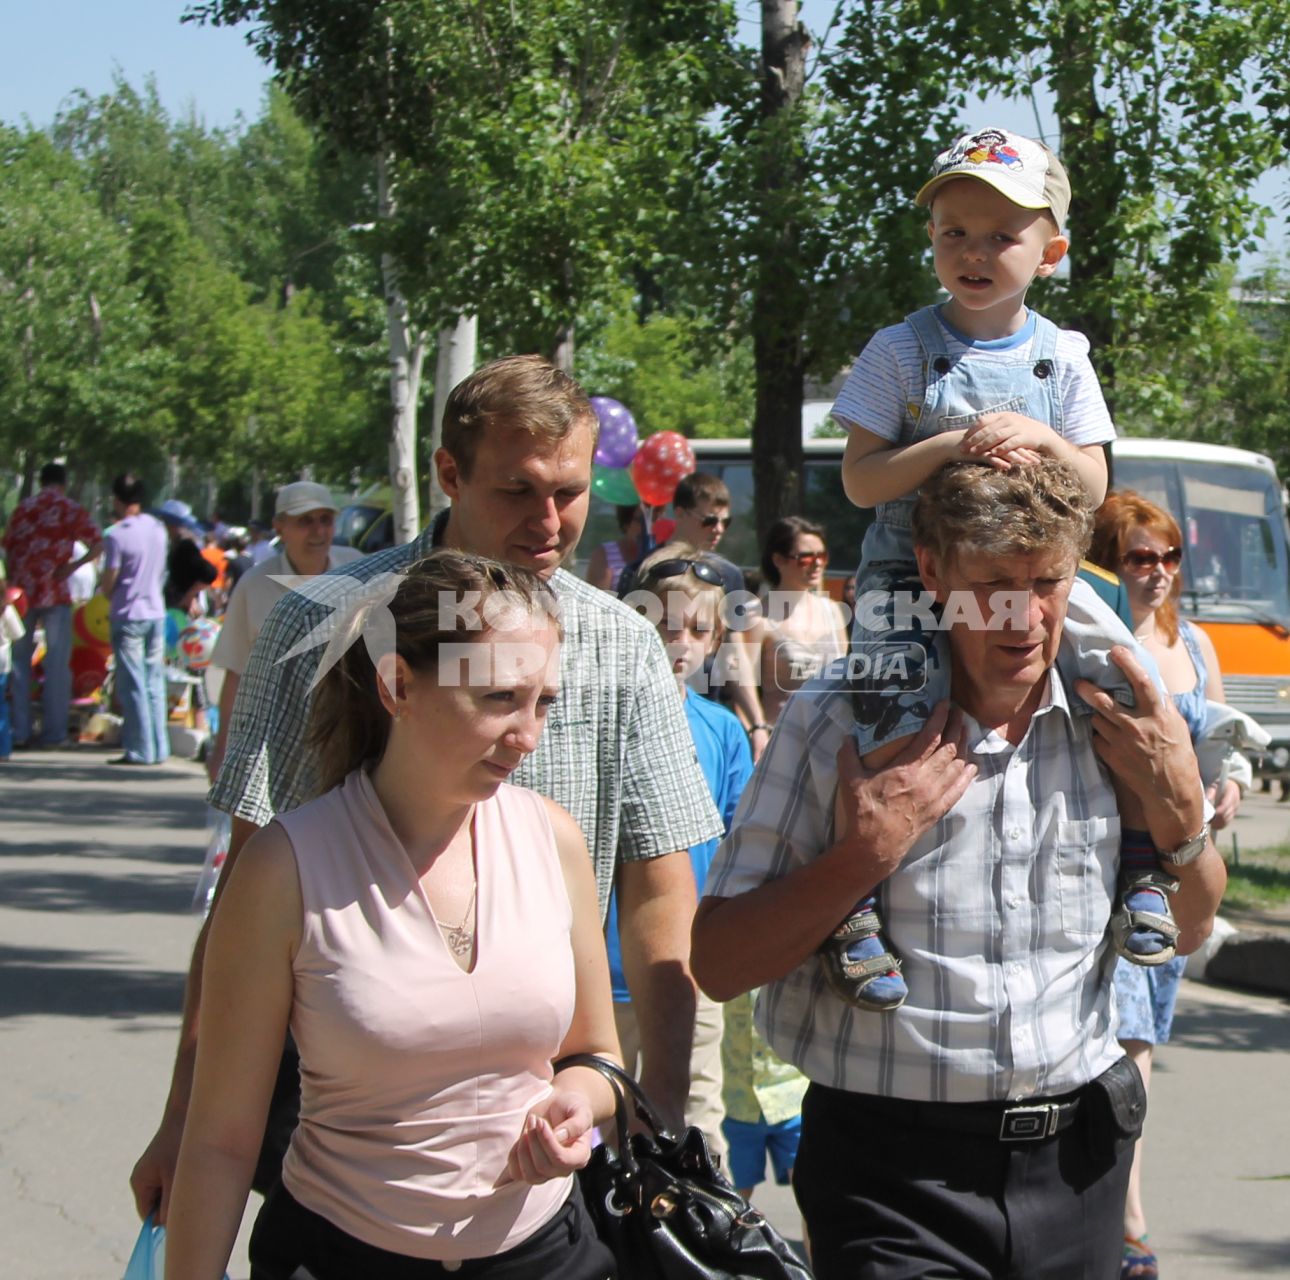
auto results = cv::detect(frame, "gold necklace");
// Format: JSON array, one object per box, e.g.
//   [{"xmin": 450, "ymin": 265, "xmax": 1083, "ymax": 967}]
[{"xmin": 439, "ymin": 883, "xmax": 477, "ymax": 957}]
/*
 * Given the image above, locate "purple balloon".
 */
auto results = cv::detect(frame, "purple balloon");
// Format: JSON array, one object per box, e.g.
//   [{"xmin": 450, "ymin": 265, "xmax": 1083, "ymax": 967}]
[{"xmin": 591, "ymin": 396, "xmax": 639, "ymax": 469}]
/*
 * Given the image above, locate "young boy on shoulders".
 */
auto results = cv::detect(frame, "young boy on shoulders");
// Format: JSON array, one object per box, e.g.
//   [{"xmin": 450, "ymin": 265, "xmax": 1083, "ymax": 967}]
[{"xmin": 827, "ymin": 127, "xmax": 1183, "ymax": 1012}]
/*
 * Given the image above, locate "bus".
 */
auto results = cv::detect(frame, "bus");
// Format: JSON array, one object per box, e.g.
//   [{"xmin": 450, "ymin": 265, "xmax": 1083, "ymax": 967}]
[{"xmin": 579, "ymin": 436, "xmax": 1290, "ymax": 777}]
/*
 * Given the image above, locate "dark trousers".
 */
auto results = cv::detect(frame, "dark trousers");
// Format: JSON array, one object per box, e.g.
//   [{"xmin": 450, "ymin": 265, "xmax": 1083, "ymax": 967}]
[
  {"xmin": 249, "ymin": 1180, "xmax": 615, "ymax": 1280},
  {"xmin": 793, "ymin": 1067, "xmax": 1141, "ymax": 1280}
]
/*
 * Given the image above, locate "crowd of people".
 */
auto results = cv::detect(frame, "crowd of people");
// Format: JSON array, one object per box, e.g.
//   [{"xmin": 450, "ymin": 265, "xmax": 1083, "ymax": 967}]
[{"xmin": 0, "ymin": 123, "xmax": 1261, "ymax": 1280}]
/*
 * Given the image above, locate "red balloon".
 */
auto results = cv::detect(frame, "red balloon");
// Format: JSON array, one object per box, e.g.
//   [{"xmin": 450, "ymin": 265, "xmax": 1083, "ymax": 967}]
[{"xmin": 630, "ymin": 432, "xmax": 696, "ymax": 507}]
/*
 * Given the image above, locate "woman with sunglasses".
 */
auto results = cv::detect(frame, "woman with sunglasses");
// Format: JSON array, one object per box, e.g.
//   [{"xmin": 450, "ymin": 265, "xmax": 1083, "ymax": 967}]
[
  {"xmin": 752, "ymin": 516, "xmax": 848, "ymax": 727},
  {"xmin": 1089, "ymin": 491, "xmax": 1241, "ymax": 1280}
]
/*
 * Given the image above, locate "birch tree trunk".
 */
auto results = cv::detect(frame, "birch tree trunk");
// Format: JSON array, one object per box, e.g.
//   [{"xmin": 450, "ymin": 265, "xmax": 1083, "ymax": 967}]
[
  {"xmin": 377, "ymin": 150, "xmax": 422, "ymax": 548},
  {"xmin": 428, "ymin": 314, "xmax": 478, "ymax": 517}
]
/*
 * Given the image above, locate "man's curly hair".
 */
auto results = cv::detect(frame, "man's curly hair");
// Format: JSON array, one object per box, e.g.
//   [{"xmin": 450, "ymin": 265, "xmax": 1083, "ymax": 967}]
[{"xmin": 911, "ymin": 458, "xmax": 1094, "ymax": 566}]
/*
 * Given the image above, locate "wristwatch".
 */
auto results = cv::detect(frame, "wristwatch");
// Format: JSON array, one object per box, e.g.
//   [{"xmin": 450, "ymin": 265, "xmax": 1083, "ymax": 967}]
[{"xmin": 1158, "ymin": 823, "xmax": 1210, "ymax": 867}]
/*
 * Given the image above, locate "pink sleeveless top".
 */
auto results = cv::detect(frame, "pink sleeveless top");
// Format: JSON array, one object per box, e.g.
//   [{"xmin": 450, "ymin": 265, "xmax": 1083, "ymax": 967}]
[{"xmin": 276, "ymin": 771, "xmax": 575, "ymax": 1260}]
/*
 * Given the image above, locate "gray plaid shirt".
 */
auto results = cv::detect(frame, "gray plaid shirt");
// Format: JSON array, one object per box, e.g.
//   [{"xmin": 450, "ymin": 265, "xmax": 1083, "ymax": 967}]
[
  {"xmin": 210, "ymin": 526, "xmax": 722, "ymax": 917},
  {"xmin": 705, "ymin": 666, "xmax": 1124, "ymax": 1103}
]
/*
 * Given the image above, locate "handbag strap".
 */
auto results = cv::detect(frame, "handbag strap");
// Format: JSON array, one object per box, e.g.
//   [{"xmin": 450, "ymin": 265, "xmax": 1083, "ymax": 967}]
[{"xmin": 554, "ymin": 1052, "xmax": 677, "ymax": 1145}]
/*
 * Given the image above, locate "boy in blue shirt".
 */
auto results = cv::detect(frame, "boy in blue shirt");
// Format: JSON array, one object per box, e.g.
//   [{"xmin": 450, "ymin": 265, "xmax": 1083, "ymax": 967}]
[
  {"xmin": 827, "ymin": 128, "xmax": 1188, "ymax": 1011},
  {"xmin": 607, "ymin": 544, "xmax": 754, "ymax": 1161}
]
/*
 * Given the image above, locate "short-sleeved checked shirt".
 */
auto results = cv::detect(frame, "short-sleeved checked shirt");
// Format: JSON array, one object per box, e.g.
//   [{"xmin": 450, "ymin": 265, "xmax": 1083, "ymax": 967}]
[
  {"xmin": 209, "ymin": 525, "xmax": 722, "ymax": 917},
  {"xmin": 2, "ymin": 489, "xmax": 100, "ymax": 609},
  {"xmin": 705, "ymin": 666, "xmax": 1125, "ymax": 1104}
]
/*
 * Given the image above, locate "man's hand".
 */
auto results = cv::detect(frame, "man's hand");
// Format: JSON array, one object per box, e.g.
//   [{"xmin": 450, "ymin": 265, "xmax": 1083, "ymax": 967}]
[
  {"xmin": 1075, "ymin": 646, "xmax": 1205, "ymax": 848},
  {"xmin": 833, "ymin": 702, "xmax": 976, "ymax": 872},
  {"xmin": 129, "ymin": 1110, "xmax": 185, "ymax": 1223},
  {"xmin": 1207, "ymin": 778, "xmax": 1241, "ymax": 830},
  {"xmin": 961, "ymin": 413, "xmax": 1059, "ymax": 470},
  {"xmin": 691, "ymin": 701, "xmax": 975, "ymax": 1003}
]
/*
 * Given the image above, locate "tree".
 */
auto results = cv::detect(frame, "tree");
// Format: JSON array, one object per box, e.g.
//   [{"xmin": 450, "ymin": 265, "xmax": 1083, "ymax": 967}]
[
  {"xmin": 677, "ymin": 1, "xmax": 961, "ymax": 539},
  {"xmin": 44, "ymin": 79, "xmax": 385, "ymax": 506},
  {"xmin": 0, "ymin": 126, "xmax": 161, "ymax": 489},
  {"xmin": 576, "ymin": 293, "xmax": 755, "ymax": 439},
  {"xmin": 834, "ymin": 0, "xmax": 1290, "ymax": 431},
  {"xmin": 188, "ymin": 0, "xmax": 738, "ymax": 537}
]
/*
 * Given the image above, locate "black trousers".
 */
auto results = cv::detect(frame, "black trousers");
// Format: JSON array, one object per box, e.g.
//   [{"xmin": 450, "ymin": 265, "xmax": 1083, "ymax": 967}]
[
  {"xmin": 793, "ymin": 1064, "xmax": 1142, "ymax": 1280},
  {"xmin": 249, "ymin": 1179, "xmax": 616, "ymax": 1280}
]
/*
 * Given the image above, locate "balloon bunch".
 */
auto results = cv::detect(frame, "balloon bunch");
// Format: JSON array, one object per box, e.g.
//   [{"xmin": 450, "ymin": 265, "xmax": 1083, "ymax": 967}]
[{"xmin": 589, "ymin": 396, "xmax": 696, "ymax": 509}]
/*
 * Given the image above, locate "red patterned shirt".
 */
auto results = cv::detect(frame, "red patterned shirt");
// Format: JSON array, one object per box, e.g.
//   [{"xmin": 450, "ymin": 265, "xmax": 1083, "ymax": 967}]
[{"xmin": 2, "ymin": 489, "xmax": 100, "ymax": 609}]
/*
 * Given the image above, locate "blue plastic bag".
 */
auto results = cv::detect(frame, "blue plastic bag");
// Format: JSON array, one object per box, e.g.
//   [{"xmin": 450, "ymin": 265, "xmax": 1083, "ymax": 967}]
[
  {"xmin": 123, "ymin": 1213, "xmax": 230, "ymax": 1280},
  {"xmin": 122, "ymin": 1214, "xmax": 164, "ymax": 1280}
]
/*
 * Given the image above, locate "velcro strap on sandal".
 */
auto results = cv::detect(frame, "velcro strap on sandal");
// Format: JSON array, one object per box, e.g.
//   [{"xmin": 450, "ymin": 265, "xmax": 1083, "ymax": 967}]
[
  {"xmin": 832, "ymin": 911, "xmax": 883, "ymax": 941},
  {"xmin": 840, "ymin": 952, "xmax": 902, "ymax": 979}
]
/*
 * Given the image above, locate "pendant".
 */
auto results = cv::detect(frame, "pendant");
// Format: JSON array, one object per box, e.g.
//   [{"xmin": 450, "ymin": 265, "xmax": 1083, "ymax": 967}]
[{"xmin": 443, "ymin": 924, "xmax": 474, "ymax": 956}]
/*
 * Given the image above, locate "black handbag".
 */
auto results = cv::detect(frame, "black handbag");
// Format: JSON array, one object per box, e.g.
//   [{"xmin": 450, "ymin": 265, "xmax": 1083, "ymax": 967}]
[{"xmin": 555, "ymin": 1053, "xmax": 815, "ymax": 1280}]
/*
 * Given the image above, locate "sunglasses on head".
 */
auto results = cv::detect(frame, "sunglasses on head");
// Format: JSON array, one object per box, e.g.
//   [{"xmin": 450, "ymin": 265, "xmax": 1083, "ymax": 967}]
[
  {"xmin": 641, "ymin": 558, "xmax": 725, "ymax": 588},
  {"xmin": 792, "ymin": 550, "xmax": 829, "ymax": 567},
  {"xmin": 1122, "ymin": 546, "xmax": 1182, "ymax": 573},
  {"xmin": 699, "ymin": 513, "xmax": 731, "ymax": 530}
]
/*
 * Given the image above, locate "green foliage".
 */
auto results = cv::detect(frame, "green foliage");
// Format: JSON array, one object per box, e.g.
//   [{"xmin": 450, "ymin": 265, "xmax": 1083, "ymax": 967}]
[
  {"xmin": 2, "ymin": 80, "xmax": 385, "ymax": 505},
  {"xmin": 189, "ymin": 0, "xmax": 739, "ymax": 359},
  {"xmin": 9, "ymin": 1, "xmax": 1290, "ymax": 519},
  {"xmin": 575, "ymin": 295, "xmax": 755, "ymax": 439},
  {"xmin": 0, "ymin": 125, "xmax": 160, "ymax": 479}
]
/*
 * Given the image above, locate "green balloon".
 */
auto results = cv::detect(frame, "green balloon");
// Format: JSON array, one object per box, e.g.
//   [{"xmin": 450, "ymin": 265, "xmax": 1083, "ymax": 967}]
[{"xmin": 592, "ymin": 465, "xmax": 639, "ymax": 505}]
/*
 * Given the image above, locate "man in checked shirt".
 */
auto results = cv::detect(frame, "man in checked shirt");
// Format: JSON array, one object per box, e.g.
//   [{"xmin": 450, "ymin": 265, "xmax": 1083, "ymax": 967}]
[
  {"xmin": 694, "ymin": 458, "xmax": 1226, "ymax": 1280},
  {"xmin": 131, "ymin": 355, "xmax": 722, "ymax": 1221}
]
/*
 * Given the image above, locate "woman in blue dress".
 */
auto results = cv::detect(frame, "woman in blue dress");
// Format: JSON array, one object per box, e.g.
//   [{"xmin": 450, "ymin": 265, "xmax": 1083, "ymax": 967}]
[{"xmin": 1089, "ymin": 491, "xmax": 1244, "ymax": 1280}]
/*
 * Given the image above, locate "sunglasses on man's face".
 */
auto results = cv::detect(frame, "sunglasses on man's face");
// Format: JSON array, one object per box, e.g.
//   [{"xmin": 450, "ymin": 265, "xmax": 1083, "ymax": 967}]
[
  {"xmin": 699, "ymin": 513, "xmax": 731, "ymax": 530},
  {"xmin": 641, "ymin": 558, "xmax": 725, "ymax": 587},
  {"xmin": 1122, "ymin": 546, "xmax": 1182, "ymax": 574}
]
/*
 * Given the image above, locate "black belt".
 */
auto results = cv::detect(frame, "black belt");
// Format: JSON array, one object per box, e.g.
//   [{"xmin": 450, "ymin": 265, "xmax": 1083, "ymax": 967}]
[{"xmin": 913, "ymin": 1093, "xmax": 1083, "ymax": 1143}]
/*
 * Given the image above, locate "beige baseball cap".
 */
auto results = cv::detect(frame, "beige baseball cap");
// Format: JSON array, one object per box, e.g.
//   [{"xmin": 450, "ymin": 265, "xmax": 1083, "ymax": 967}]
[
  {"xmin": 915, "ymin": 127, "xmax": 1071, "ymax": 230},
  {"xmin": 274, "ymin": 481, "xmax": 338, "ymax": 518}
]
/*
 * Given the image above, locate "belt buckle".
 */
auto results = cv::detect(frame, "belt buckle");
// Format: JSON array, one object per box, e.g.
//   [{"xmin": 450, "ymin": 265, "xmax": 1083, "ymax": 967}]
[{"xmin": 999, "ymin": 1102, "xmax": 1058, "ymax": 1142}]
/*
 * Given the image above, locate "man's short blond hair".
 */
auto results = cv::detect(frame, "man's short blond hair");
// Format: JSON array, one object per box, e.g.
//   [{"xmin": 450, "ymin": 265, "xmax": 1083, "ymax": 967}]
[
  {"xmin": 441, "ymin": 354, "xmax": 597, "ymax": 478},
  {"xmin": 912, "ymin": 459, "xmax": 1094, "ymax": 567}
]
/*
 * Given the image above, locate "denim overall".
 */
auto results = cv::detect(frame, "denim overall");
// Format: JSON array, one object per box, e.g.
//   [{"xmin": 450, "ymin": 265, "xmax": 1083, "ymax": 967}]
[{"xmin": 850, "ymin": 305, "xmax": 1139, "ymax": 754}]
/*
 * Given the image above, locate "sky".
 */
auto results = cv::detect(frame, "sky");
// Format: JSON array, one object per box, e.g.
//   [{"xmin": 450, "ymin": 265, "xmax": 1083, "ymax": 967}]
[
  {"xmin": 1, "ymin": 0, "xmax": 1282, "ymax": 268},
  {"xmin": 0, "ymin": 0, "xmax": 269, "ymax": 131}
]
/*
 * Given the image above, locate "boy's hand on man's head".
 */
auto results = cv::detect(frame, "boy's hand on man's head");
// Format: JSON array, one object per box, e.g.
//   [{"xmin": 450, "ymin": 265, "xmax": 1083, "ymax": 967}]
[{"xmin": 961, "ymin": 412, "xmax": 1061, "ymax": 465}]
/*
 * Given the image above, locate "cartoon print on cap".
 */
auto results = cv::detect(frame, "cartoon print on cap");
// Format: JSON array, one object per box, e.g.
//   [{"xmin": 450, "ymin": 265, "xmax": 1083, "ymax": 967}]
[{"xmin": 943, "ymin": 129, "xmax": 1023, "ymax": 174}]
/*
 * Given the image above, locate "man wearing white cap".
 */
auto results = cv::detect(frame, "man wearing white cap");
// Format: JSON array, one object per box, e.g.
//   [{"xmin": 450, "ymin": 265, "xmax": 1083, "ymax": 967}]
[{"xmin": 206, "ymin": 482, "xmax": 363, "ymax": 782}]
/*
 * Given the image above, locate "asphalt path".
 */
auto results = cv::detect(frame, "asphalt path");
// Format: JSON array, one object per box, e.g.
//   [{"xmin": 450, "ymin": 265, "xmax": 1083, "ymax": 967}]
[{"xmin": 1, "ymin": 747, "xmax": 1286, "ymax": 1278}]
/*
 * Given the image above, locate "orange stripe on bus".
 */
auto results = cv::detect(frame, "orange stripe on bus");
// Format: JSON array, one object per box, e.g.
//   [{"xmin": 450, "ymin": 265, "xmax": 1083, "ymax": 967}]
[{"xmin": 1194, "ymin": 621, "xmax": 1290, "ymax": 679}]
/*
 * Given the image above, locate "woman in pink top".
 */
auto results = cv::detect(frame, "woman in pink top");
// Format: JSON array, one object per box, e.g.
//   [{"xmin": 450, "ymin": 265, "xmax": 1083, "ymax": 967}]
[{"xmin": 165, "ymin": 551, "xmax": 621, "ymax": 1280}]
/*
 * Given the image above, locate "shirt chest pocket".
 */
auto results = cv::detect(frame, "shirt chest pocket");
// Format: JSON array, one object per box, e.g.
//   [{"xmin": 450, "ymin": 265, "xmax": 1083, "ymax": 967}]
[{"xmin": 1053, "ymin": 816, "xmax": 1119, "ymax": 942}]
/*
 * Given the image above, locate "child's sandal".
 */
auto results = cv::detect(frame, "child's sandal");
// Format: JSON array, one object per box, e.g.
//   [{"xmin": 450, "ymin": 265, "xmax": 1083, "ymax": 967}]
[
  {"xmin": 1110, "ymin": 868, "xmax": 1180, "ymax": 966},
  {"xmin": 820, "ymin": 904, "xmax": 908, "ymax": 1011}
]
